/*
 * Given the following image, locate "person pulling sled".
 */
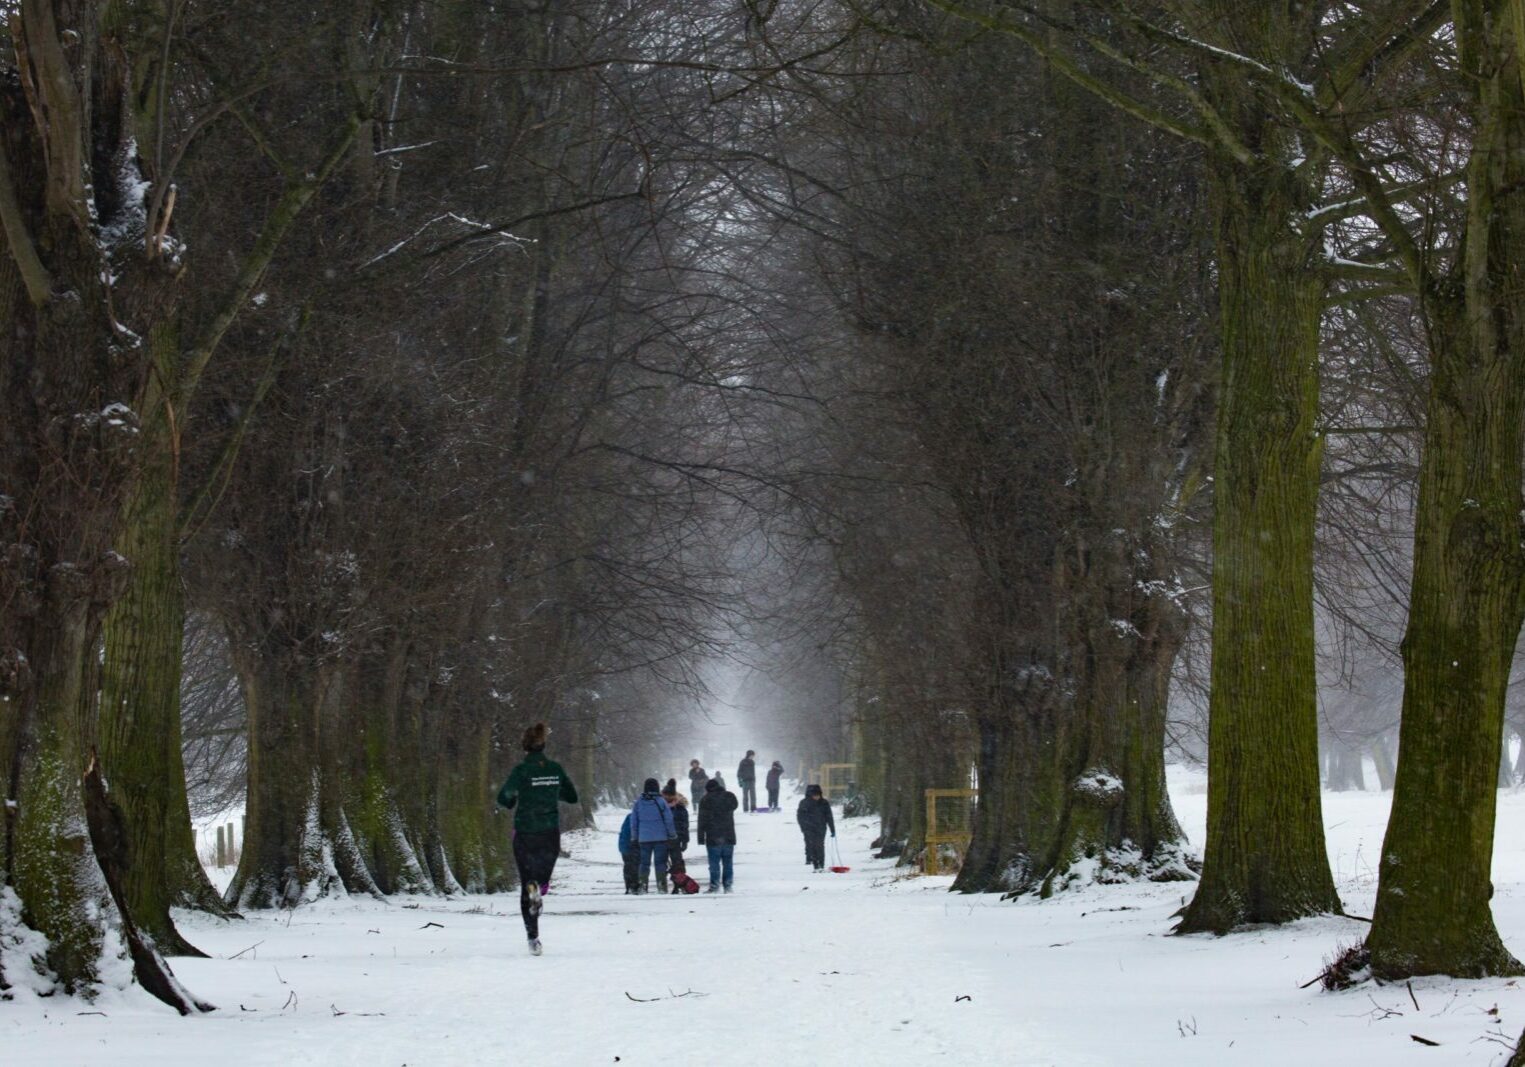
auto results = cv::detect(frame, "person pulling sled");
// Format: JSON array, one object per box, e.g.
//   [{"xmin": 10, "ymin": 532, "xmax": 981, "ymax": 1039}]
[{"xmin": 796, "ymin": 783, "xmax": 836, "ymax": 872}]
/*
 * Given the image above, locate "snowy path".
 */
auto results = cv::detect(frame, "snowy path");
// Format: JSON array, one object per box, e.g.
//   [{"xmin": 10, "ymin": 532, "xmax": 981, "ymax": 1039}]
[{"xmin": 10, "ymin": 772, "xmax": 1525, "ymax": 1065}]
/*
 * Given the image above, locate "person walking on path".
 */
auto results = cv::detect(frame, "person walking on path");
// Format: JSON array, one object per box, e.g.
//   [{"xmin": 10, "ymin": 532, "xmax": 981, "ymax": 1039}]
[
  {"xmin": 796, "ymin": 783, "xmax": 836, "ymax": 872},
  {"xmin": 765, "ymin": 760, "xmax": 784, "ymax": 811},
  {"xmin": 495, "ymin": 722, "xmax": 579, "ymax": 954},
  {"xmin": 697, "ymin": 776, "xmax": 740, "ymax": 893},
  {"xmin": 618, "ymin": 812, "xmax": 640, "ymax": 894},
  {"xmin": 688, "ymin": 759, "xmax": 709, "ymax": 806},
  {"xmin": 661, "ymin": 779, "xmax": 691, "ymax": 881},
  {"xmin": 737, "ymin": 751, "xmax": 758, "ymax": 813},
  {"xmin": 629, "ymin": 777, "xmax": 678, "ymax": 893}
]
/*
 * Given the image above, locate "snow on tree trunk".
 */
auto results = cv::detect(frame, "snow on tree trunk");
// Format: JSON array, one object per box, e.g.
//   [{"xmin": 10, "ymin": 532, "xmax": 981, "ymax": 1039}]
[{"xmin": 0, "ymin": 6, "xmax": 183, "ymax": 994}]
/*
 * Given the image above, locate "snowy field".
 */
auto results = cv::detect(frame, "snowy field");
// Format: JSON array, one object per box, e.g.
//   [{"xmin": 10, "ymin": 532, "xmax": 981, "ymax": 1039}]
[{"xmin": 9, "ymin": 770, "xmax": 1525, "ymax": 1065}]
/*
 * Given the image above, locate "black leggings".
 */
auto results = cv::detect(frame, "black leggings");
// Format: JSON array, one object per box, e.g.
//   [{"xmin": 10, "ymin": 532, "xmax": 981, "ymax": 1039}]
[{"xmin": 513, "ymin": 829, "xmax": 561, "ymax": 938}]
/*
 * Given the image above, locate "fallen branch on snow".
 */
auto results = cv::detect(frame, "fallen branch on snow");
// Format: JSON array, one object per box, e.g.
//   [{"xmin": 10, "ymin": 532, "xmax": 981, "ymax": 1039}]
[{"xmin": 624, "ymin": 989, "xmax": 708, "ymax": 1003}]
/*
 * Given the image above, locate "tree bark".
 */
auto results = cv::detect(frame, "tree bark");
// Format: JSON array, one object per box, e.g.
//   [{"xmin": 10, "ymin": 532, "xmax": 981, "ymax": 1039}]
[
  {"xmin": 1372, "ymin": 733, "xmax": 1398, "ymax": 791},
  {"xmin": 1176, "ymin": 154, "xmax": 1340, "ymax": 933},
  {"xmin": 224, "ymin": 648, "xmax": 377, "ymax": 908},
  {"xmin": 1366, "ymin": 2, "xmax": 1525, "ymax": 980},
  {"xmin": 99, "ymin": 403, "xmax": 230, "ymax": 956},
  {"xmin": 0, "ymin": 8, "xmax": 179, "ymax": 993}
]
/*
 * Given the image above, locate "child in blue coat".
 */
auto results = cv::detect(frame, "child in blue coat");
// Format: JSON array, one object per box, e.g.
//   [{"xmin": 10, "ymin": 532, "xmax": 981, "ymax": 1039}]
[{"xmin": 618, "ymin": 813, "xmax": 640, "ymax": 894}]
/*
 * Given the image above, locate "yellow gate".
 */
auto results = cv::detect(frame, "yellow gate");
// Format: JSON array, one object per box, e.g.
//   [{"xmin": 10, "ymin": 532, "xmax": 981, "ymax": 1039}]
[
  {"xmin": 819, "ymin": 763, "xmax": 856, "ymax": 800},
  {"xmin": 924, "ymin": 788, "xmax": 978, "ymax": 875}
]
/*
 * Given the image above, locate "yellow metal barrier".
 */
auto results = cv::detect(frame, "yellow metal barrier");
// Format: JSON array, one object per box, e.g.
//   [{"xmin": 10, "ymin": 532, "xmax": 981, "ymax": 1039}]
[
  {"xmin": 924, "ymin": 788, "xmax": 978, "ymax": 875},
  {"xmin": 819, "ymin": 763, "xmax": 856, "ymax": 800}
]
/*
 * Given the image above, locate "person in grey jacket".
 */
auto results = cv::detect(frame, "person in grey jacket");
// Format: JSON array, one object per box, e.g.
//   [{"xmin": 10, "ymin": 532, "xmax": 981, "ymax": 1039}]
[{"xmin": 737, "ymin": 750, "xmax": 758, "ymax": 813}]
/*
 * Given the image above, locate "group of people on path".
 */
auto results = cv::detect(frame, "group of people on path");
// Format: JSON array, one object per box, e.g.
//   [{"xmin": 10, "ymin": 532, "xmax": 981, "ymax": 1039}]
[
  {"xmin": 494, "ymin": 726, "xmax": 842, "ymax": 956},
  {"xmin": 687, "ymin": 751, "xmax": 785, "ymax": 812},
  {"xmin": 623, "ymin": 764, "xmax": 746, "ymax": 895}
]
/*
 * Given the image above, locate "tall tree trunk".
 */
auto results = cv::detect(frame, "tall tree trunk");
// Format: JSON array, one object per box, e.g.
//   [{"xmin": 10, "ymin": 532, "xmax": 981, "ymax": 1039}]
[
  {"xmin": 1372, "ymin": 733, "xmax": 1397, "ymax": 791},
  {"xmin": 1176, "ymin": 157, "xmax": 1340, "ymax": 933},
  {"xmin": 0, "ymin": 12, "xmax": 178, "ymax": 993},
  {"xmin": 344, "ymin": 647, "xmax": 433, "ymax": 895},
  {"xmin": 954, "ymin": 551, "xmax": 1192, "ymax": 894},
  {"xmin": 99, "ymin": 412, "xmax": 229, "ymax": 956},
  {"xmin": 1366, "ymin": 2, "xmax": 1525, "ymax": 980},
  {"xmin": 5, "ymin": 591, "xmax": 112, "ymax": 991},
  {"xmin": 224, "ymin": 649, "xmax": 375, "ymax": 907}
]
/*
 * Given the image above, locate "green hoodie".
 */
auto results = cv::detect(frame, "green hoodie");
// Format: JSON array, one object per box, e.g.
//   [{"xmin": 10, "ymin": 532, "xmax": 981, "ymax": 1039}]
[{"xmin": 496, "ymin": 750, "xmax": 579, "ymax": 833}]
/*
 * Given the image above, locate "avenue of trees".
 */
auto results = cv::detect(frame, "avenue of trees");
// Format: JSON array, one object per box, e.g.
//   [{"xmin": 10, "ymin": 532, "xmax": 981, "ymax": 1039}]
[{"xmin": 2, "ymin": 0, "xmax": 1524, "ymax": 1013}]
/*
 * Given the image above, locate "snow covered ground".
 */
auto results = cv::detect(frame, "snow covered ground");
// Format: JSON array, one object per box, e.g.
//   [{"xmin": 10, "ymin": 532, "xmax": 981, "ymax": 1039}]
[{"xmin": 9, "ymin": 770, "xmax": 1525, "ymax": 1065}]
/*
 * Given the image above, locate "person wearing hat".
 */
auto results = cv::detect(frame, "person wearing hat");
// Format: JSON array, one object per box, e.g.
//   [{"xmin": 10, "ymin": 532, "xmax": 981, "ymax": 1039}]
[
  {"xmin": 660, "ymin": 779, "xmax": 693, "ymax": 891},
  {"xmin": 796, "ymin": 783, "xmax": 836, "ymax": 872},
  {"xmin": 495, "ymin": 722, "xmax": 579, "ymax": 954},
  {"xmin": 737, "ymin": 750, "xmax": 758, "ymax": 813},
  {"xmin": 661, "ymin": 779, "xmax": 691, "ymax": 852},
  {"xmin": 688, "ymin": 759, "xmax": 709, "ymax": 806},
  {"xmin": 697, "ymin": 776, "xmax": 740, "ymax": 893},
  {"xmin": 629, "ymin": 777, "xmax": 678, "ymax": 893},
  {"xmin": 765, "ymin": 760, "xmax": 784, "ymax": 811}
]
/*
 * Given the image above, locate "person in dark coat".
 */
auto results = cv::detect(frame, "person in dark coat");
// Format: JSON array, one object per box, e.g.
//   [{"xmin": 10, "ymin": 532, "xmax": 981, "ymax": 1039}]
[
  {"xmin": 618, "ymin": 812, "xmax": 640, "ymax": 894},
  {"xmin": 696, "ymin": 777, "xmax": 740, "ymax": 892},
  {"xmin": 495, "ymin": 722, "xmax": 579, "ymax": 954},
  {"xmin": 661, "ymin": 779, "xmax": 691, "ymax": 884},
  {"xmin": 662, "ymin": 779, "xmax": 691, "ymax": 850},
  {"xmin": 765, "ymin": 761, "xmax": 784, "ymax": 811},
  {"xmin": 796, "ymin": 783, "xmax": 836, "ymax": 872},
  {"xmin": 628, "ymin": 777, "xmax": 677, "ymax": 893},
  {"xmin": 737, "ymin": 750, "xmax": 758, "ymax": 813},
  {"xmin": 688, "ymin": 759, "xmax": 709, "ymax": 806}
]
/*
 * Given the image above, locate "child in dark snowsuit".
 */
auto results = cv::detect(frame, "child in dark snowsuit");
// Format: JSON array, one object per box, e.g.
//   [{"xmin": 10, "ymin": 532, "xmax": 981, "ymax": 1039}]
[
  {"xmin": 796, "ymin": 783, "xmax": 836, "ymax": 871},
  {"xmin": 618, "ymin": 812, "xmax": 640, "ymax": 894},
  {"xmin": 765, "ymin": 761, "xmax": 784, "ymax": 810}
]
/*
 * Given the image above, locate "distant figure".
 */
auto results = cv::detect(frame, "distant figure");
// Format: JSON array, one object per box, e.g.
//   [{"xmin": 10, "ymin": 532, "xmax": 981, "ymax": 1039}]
[
  {"xmin": 796, "ymin": 783, "xmax": 836, "ymax": 872},
  {"xmin": 495, "ymin": 722, "xmax": 579, "ymax": 955},
  {"xmin": 688, "ymin": 759, "xmax": 709, "ymax": 806},
  {"xmin": 618, "ymin": 811, "xmax": 640, "ymax": 894},
  {"xmin": 629, "ymin": 777, "xmax": 677, "ymax": 893},
  {"xmin": 766, "ymin": 760, "xmax": 784, "ymax": 811},
  {"xmin": 698, "ymin": 776, "xmax": 740, "ymax": 893},
  {"xmin": 737, "ymin": 750, "xmax": 758, "ymax": 813}
]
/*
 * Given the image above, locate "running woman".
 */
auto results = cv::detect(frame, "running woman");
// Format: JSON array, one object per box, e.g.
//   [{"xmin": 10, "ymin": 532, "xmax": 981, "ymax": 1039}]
[{"xmin": 496, "ymin": 722, "xmax": 579, "ymax": 955}]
